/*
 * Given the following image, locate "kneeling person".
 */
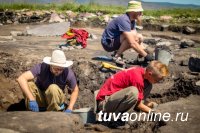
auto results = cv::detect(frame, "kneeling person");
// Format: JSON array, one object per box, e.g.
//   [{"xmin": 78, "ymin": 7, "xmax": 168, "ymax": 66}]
[
  {"xmin": 17, "ymin": 50, "xmax": 79, "ymax": 112},
  {"xmin": 96, "ymin": 61, "xmax": 168, "ymax": 114}
]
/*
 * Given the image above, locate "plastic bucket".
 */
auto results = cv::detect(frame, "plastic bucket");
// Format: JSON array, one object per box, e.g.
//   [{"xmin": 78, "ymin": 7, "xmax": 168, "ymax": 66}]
[
  {"xmin": 72, "ymin": 108, "xmax": 96, "ymax": 124},
  {"xmin": 155, "ymin": 48, "xmax": 172, "ymax": 66}
]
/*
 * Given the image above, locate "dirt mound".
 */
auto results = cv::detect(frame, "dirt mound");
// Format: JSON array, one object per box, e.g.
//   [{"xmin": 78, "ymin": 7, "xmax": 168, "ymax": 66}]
[
  {"xmin": 149, "ymin": 73, "xmax": 200, "ymax": 104},
  {"xmin": 72, "ymin": 60, "xmax": 111, "ymax": 108},
  {"xmin": 0, "ymin": 52, "xmax": 38, "ymax": 111},
  {"xmin": 0, "ymin": 51, "xmax": 36, "ymax": 79},
  {"xmin": 0, "ymin": 52, "xmax": 19, "ymax": 78}
]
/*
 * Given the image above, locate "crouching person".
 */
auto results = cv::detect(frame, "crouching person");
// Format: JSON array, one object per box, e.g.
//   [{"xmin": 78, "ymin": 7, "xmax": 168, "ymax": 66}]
[
  {"xmin": 96, "ymin": 61, "xmax": 169, "ymax": 125},
  {"xmin": 17, "ymin": 50, "xmax": 79, "ymax": 113}
]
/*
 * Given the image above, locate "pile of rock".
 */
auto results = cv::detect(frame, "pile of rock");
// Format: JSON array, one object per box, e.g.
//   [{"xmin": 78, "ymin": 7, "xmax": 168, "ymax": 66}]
[{"xmin": 0, "ymin": 9, "xmax": 199, "ymax": 34}]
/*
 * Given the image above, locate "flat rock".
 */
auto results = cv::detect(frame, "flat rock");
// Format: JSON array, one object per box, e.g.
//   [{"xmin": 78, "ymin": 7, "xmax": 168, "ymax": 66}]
[
  {"xmin": 0, "ymin": 112, "xmax": 84, "ymax": 133},
  {"xmin": 180, "ymin": 39, "xmax": 195, "ymax": 48},
  {"xmin": 89, "ymin": 33, "xmax": 97, "ymax": 40},
  {"xmin": 103, "ymin": 15, "xmax": 110, "ymax": 23},
  {"xmin": 27, "ymin": 22, "xmax": 70, "ymax": 36},
  {"xmin": 180, "ymin": 59, "xmax": 189, "ymax": 66},
  {"xmin": 151, "ymin": 34, "xmax": 181, "ymax": 41},
  {"xmin": 183, "ymin": 26, "xmax": 195, "ymax": 34},
  {"xmin": 156, "ymin": 41, "xmax": 171, "ymax": 47},
  {"xmin": 0, "ymin": 36, "xmax": 13, "ymax": 40},
  {"xmin": 161, "ymin": 24, "xmax": 169, "ymax": 31},
  {"xmin": 10, "ymin": 31, "xmax": 23, "ymax": 36},
  {"xmin": 0, "ymin": 128, "xmax": 20, "ymax": 133},
  {"xmin": 7, "ymin": 20, "xmax": 13, "ymax": 24},
  {"xmin": 160, "ymin": 15, "xmax": 173, "ymax": 22},
  {"xmin": 143, "ymin": 38, "xmax": 160, "ymax": 46},
  {"xmin": 157, "ymin": 95, "xmax": 200, "ymax": 133},
  {"xmin": 196, "ymin": 80, "xmax": 200, "ymax": 86},
  {"xmin": 49, "ymin": 13, "xmax": 65, "ymax": 23}
]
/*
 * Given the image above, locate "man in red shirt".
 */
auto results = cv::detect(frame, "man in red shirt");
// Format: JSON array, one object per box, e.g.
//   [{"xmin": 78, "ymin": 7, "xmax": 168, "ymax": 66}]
[{"xmin": 96, "ymin": 61, "xmax": 169, "ymax": 114}]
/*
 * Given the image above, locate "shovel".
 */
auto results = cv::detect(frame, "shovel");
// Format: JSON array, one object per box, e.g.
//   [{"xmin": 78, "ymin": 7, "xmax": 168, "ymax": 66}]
[{"xmin": 101, "ymin": 62, "xmax": 124, "ymax": 70}]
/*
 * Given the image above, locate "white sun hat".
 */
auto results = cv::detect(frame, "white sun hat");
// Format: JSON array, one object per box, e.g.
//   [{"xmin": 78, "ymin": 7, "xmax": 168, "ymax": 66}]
[{"xmin": 43, "ymin": 50, "xmax": 73, "ymax": 68}]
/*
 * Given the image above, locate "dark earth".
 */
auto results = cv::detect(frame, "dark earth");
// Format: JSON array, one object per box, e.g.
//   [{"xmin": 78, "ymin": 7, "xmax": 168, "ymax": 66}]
[{"xmin": 0, "ymin": 22, "xmax": 200, "ymax": 133}]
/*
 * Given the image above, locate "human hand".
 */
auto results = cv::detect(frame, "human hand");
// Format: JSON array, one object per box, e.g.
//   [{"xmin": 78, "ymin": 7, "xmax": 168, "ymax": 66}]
[
  {"xmin": 29, "ymin": 100, "xmax": 39, "ymax": 112},
  {"xmin": 147, "ymin": 102, "xmax": 158, "ymax": 109},
  {"xmin": 138, "ymin": 54, "xmax": 143, "ymax": 58},
  {"xmin": 152, "ymin": 102, "xmax": 158, "ymax": 109}
]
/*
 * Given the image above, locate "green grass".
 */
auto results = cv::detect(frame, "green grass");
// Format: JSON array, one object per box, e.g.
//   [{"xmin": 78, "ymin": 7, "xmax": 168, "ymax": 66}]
[
  {"xmin": 197, "ymin": 48, "xmax": 200, "ymax": 52},
  {"xmin": 0, "ymin": 2, "xmax": 200, "ymax": 19},
  {"xmin": 75, "ymin": 2, "xmax": 125, "ymax": 14},
  {"xmin": 0, "ymin": 2, "xmax": 125, "ymax": 14},
  {"xmin": 0, "ymin": 3, "xmax": 56, "ymax": 10},
  {"xmin": 143, "ymin": 8, "xmax": 200, "ymax": 19}
]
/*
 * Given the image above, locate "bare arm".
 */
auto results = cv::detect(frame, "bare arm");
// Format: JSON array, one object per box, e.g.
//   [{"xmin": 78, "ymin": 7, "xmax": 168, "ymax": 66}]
[
  {"xmin": 137, "ymin": 101, "xmax": 152, "ymax": 113},
  {"xmin": 123, "ymin": 31, "xmax": 147, "ymax": 57},
  {"xmin": 16, "ymin": 71, "xmax": 35, "ymax": 101},
  {"xmin": 67, "ymin": 85, "xmax": 79, "ymax": 110}
]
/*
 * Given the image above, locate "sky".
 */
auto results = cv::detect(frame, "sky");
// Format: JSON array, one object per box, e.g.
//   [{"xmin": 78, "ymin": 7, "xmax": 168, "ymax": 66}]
[
  {"xmin": 0, "ymin": 0, "xmax": 200, "ymax": 6},
  {"xmin": 142, "ymin": 0, "xmax": 200, "ymax": 5}
]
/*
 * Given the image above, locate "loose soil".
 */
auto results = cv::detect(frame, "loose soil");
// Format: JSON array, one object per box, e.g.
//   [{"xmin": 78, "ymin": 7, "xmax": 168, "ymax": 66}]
[{"xmin": 0, "ymin": 23, "xmax": 200, "ymax": 132}]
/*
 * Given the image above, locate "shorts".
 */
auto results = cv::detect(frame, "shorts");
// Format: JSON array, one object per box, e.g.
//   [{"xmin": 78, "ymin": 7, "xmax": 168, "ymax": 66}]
[{"xmin": 101, "ymin": 36, "xmax": 121, "ymax": 52}]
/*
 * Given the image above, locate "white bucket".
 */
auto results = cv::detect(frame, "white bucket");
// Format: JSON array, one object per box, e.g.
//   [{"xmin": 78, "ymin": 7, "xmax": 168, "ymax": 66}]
[
  {"xmin": 72, "ymin": 108, "xmax": 96, "ymax": 124},
  {"xmin": 155, "ymin": 48, "xmax": 172, "ymax": 66}
]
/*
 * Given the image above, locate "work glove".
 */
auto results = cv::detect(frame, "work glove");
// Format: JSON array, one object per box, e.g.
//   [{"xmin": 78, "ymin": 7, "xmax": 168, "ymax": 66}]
[
  {"xmin": 144, "ymin": 54, "xmax": 154, "ymax": 62},
  {"xmin": 65, "ymin": 109, "xmax": 72, "ymax": 113},
  {"xmin": 29, "ymin": 100, "xmax": 39, "ymax": 112},
  {"xmin": 60, "ymin": 103, "xmax": 65, "ymax": 110}
]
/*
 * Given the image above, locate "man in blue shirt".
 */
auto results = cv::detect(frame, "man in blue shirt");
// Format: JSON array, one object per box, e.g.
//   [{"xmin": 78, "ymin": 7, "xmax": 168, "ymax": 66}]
[{"xmin": 101, "ymin": 1, "xmax": 153, "ymax": 65}]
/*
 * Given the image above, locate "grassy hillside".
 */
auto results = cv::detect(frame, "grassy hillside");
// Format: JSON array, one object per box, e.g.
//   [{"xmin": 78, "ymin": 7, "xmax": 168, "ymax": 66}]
[{"xmin": 0, "ymin": 2, "xmax": 200, "ymax": 19}]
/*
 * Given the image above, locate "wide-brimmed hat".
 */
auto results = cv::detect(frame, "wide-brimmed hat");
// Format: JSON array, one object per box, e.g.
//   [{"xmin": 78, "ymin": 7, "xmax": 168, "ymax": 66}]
[
  {"xmin": 43, "ymin": 50, "xmax": 73, "ymax": 68},
  {"xmin": 126, "ymin": 1, "xmax": 144, "ymax": 12}
]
